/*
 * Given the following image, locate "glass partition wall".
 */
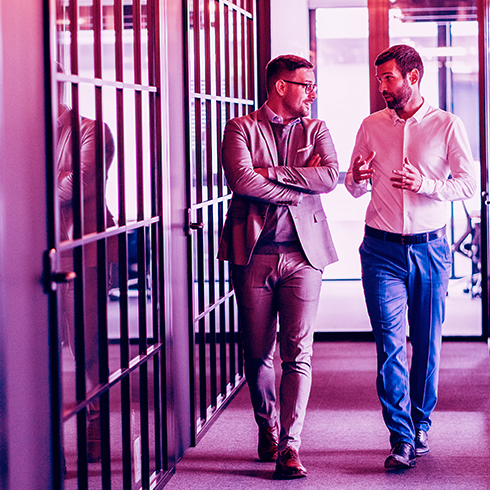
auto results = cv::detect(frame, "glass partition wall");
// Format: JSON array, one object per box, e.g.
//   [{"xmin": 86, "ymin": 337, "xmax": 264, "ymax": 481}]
[
  {"xmin": 53, "ymin": 1, "xmax": 170, "ymax": 488},
  {"xmin": 184, "ymin": 0, "xmax": 256, "ymax": 443},
  {"xmin": 312, "ymin": 0, "xmax": 482, "ymax": 337}
]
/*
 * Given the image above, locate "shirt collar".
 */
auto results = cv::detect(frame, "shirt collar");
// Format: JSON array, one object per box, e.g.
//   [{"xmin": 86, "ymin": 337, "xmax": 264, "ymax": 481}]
[
  {"xmin": 389, "ymin": 98, "xmax": 430, "ymax": 125},
  {"xmin": 264, "ymin": 103, "xmax": 300, "ymax": 126}
]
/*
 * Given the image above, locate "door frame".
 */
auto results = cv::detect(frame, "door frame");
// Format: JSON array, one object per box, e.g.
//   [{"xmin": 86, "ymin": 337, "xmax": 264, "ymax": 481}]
[{"xmin": 478, "ymin": 0, "xmax": 490, "ymax": 342}]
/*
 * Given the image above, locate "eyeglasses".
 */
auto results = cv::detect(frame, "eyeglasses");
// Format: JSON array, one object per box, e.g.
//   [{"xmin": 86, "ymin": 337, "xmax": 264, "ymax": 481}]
[{"xmin": 282, "ymin": 80, "xmax": 318, "ymax": 94}]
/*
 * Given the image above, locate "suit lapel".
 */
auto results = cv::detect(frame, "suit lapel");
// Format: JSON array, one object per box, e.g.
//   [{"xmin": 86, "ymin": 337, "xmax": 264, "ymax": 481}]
[
  {"xmin": 256, "ymin": 105, "xmax": 278, "ymax": 166},
  {"xmin": 286, "ymin": 120, "xmax": 304, "ymax": 167}
]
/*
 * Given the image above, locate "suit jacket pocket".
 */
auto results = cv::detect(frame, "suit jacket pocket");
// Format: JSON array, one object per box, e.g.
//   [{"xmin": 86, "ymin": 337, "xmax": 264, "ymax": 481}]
[{"xmin": 313, "ymin": 210, "xmax": 326, "ymax": 223}]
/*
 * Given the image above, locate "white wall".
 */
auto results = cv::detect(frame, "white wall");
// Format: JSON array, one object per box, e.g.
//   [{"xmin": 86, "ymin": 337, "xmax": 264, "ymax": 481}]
[{"xmin": 271, "ymin": 0, "xmax": 310, "ymax": 60}]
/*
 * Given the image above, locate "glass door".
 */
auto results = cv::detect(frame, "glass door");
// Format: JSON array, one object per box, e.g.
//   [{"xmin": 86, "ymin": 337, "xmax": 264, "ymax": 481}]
[
  {"xmin": 184, "ymin": 0, "xmax": 256, "ymax": 443},
  {"xmin": 52, "ymin": 1, "xmax": 171, "ymax": 488},
  {"xmin": 479, "ymin": 0, "xmax": 490, "ymax": 342},
  {"xmin": 313, "ymin": 3, "xmax": 375, "ymax": 335},
  {"xmin": 389, "ymin": 0, "xmax": 481, "ymax": 337},
  {"xmin": 312, "ymin": 0, "xmax": 483, "ymax": 337}
]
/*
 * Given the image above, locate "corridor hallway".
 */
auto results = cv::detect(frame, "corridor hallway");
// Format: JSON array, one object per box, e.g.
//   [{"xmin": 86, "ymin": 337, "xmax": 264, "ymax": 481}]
[{"xmin": 165, "ymin": 341, "xmax": 490, "ymax": 489}]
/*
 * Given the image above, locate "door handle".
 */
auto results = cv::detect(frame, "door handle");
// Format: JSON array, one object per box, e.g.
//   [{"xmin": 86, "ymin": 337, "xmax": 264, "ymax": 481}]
[
  {"xmin": 51, "ymin": 271, "xmax": 77, "ymax": 283},
  {"xmin": 482, "ymin": 191, "xmax": 490, "ymax": 206},
  {"xmin": 186, "ymin": 208, "xmax": 205, "ymax": 235},
  {"xmin": 43, "ymin": 248, "xmax": 76, "ymax": 293}
]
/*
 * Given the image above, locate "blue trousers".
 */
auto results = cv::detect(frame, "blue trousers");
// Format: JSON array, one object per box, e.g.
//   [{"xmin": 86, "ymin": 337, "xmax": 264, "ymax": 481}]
[
  {"xmin": 232, "ymin": 251, "xmax": 323, "ymax": 452},
  {"xmin": 360, "ymin": 235, "xmax": 451, "ymax": 446}
]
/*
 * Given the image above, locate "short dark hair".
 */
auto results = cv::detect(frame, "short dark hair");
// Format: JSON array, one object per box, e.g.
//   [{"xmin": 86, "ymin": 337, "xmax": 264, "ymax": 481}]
[
  {"xmin": 375, "ymin": 44, "xmax": 424, "ymax": 83},
  {"xmin": 265, "ymin": 55, "xmax": 314, "ymax": 94}
]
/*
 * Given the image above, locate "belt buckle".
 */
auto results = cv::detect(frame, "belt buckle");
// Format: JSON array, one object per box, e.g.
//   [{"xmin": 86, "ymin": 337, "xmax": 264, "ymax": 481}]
[{"xmin": 400, "ymin": 235, "xmax": 408, "ymax": 245}]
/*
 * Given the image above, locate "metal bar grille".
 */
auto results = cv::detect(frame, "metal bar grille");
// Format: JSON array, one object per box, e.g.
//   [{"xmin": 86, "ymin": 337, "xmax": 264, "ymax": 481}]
[
  {"xmin": 52, "ymin": 0, "xmax": 170, "ymax": 487},
  {"xmin": 185, "ymin": 0, "xmax": 257, "ymax": 442}
]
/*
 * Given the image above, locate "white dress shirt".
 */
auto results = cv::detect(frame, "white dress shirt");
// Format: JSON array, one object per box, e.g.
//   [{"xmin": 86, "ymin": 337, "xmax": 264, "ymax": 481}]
[{"xmin": 345, "ymin": 100, "xmax": 477, "ymax": 234}]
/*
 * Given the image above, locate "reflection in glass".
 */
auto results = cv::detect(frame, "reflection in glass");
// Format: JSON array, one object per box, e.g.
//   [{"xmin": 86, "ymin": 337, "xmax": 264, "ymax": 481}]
[
  {"xmin": 57, "ymin": 0, "xmax": 152, "ymax": 225},
  {"xmin": 389, "ymin": 0, "xmax": 481, "ymax": 335},
  {"xmin": 57, "ymin": 53, "xmax": 118, "ymax": 476}
]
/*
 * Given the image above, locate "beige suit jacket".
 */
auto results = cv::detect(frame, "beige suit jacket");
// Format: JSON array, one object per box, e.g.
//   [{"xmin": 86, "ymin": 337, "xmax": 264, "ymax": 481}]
[
  {"xmin": 57, "ymin": 106, "xmax": 116, "ymax": 267},
  {"xmin": 218, "ymin": 104, "xmax": 339, "ymax": 270}
]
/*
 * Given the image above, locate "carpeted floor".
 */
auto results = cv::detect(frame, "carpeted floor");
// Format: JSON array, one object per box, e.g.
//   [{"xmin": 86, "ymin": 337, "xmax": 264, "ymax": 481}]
[{"xmin": 165, "ymin": 341, "xmax": 490, "ymax": 489}]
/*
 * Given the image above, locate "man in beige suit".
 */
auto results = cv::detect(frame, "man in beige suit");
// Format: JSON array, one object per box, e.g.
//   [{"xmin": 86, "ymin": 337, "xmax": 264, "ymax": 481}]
[
  {"xmin": 57, "ymin": 98, "xmax": 116, "ymax": 464},
  {"xmin": 218, "ymin": 54, "xmax": 338, "ymax": 479}
]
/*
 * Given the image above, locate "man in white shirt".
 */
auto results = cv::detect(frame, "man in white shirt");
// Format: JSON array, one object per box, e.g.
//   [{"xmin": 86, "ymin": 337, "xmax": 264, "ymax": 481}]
[{"xmin": 345, "ymin": 44, "xmax": 476, "ymax": 469}]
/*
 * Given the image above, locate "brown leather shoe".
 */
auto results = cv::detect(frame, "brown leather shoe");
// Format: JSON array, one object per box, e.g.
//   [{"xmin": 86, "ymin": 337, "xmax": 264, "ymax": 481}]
[
  {"xmin": 258, "ymin": 425, "xmax": 278, "ymax": 462},
  {"xmin": 274, "ymin": 447, "xmax": 307, "ymax": 479}
]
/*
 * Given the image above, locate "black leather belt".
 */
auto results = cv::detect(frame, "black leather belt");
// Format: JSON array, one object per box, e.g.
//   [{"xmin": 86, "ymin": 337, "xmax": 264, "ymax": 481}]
[{"xmin": 365, "ymin": 225, "xmax": 446, "ymax": 245}]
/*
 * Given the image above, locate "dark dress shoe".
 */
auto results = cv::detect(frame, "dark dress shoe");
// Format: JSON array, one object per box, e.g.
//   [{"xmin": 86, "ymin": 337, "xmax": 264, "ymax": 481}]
[
  {"xmin": 384, "ymin": 442, "xmax": 416, "ymax": 469},
  {"xmin": 415, "ymin": 429, "xmax": 430, "ymax": 456},
  {"xmin": 274, "ymin": 447, "xmax": 307, "ymax": 479},
  {"xmin": 258, "ymin": 425, "xmax": 278, "ymax": 462}
]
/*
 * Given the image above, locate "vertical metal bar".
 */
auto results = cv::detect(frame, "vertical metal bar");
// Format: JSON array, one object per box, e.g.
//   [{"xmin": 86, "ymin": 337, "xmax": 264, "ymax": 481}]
[
  {"xmin": 70, "ymin": 0, "xmax": 83, "ymax": 241},
  {"xmin": 309, "ymin": 9, "xmax": 318, "ymax": 119},
  {"xmin": 184, "ymin": 0, "xmax": 254, "ymax": 440},
  {"xmin": 203, "ymin": 0, "xmax": 218, "ymax": 405},
  {"xmin": 246, "ymin": 15, "xmax": 252, "ymax": 102},
  {"xmin": 93, "ymin": 1, "xmax": 112, "ymax": 487},
  {"xmin": 197, "ymin": 220, "xmax": 206, "ymax": 423},
  {"xmin": 135, "ymin": 2, "xmax": 153, "ymax": 487},
  {"xmin": 140, "ymin": 362, "xmax": 151, "ymax": 489},
  {"xmin": 217, "ymin": 4, "xmax": 230, "ymax": 395},
  {"xmin": 437, "ymin": 23, "xmax": 459, "ymax": 280},
  {"xmin": 151, "ymin": 0, "xmax": 168, "ymax": 471},
  {"xmin": 255, "ymin": 0, "xmax": 270, "ymax": 107},
  {"xmin": 133, "ymin": 0, "xmax": 143, "ymax": 86},
  {"xmin": 229, "ymin": 293, "xmax": 237, "ymax": 385},
  {"xmin": 194, "ymin": 92, "xmax": 207, "ymax": 422},
  {"xmin": 183, "ymin": 0, "xmax": 199, "ymax": 447},
  {"xmin": 145, "ymin": 0, "xmax": 164, "ymax": 473},
  {"xmin": 119, "ymin": 239, "xmax": 132, "ymax": 490},
  {"xmin": 232, "ymin": 9, "xmax": 239, "ymax": 101},
  {"xmin": 68, "ymin": 1, "xmax": 90, "ymax": 487},
  {"xmin": 134, "ymin": 0, "xmax": 145, "ymax": 222},
  {"xmin": 114, "ymin": 2, "xmax": 133, "ymax": 485},
  {"xmin": 250, "ymin": 0, "xmax": 257, "ymax": 110},
  {"xmin": 215, "ymin": 1, "xmax": 222, "ymax": 100},
  {"xmin": 137, "ymin": 225, "xmax": 150, "ymax": 488},
  {"xmin": 198, "ymin": 315, "xmax": 207, "ymax": 420},
  {"xmin": 236, "ymin": 297, "xmax": 243, "ymax": 376},
  {"xmin": 224, "ymin": 5, "xmax": 231, "ymax": 99},
  {"xmin": 45, "ymin": 0, "xmax": 64, "ymax": 483},
  {"xmin": 230, "ymin": 6, "xmax": 241, "ymax": 379},
  {"xmin": 240, "ymin": 13, "xmax": 246, "ymax": 101},
  {"xmin": 224, "ymin": 94, "xmax": 233, "ymax": 390},
  {"xmin": 216, "ymin": 51, "xmax": 228, "ymax": 394},
  {"xmin": 193, "ymin": 0, "xmax": 202, "ymax": 94},
  {"xmin": 151, "ymin": 225, "xmax": 163, "ymax": 471},
  {"xmin": 438, "ymin": 24, "xmax": 449, "ymax": 112},
  {"xmin": 208, "ymin": 205, "xmax": 217, "ymax": 406},
  {"xmin": 204, "ymin": 0, "xmax": 211, "ymax": 97},
  {"xmin": 478, "ymin": 0, "xmax": 490, "ymax": 341},
  {"xmin": 114, "ymin": 0, "xmax": 127, "ymax": 227}
]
